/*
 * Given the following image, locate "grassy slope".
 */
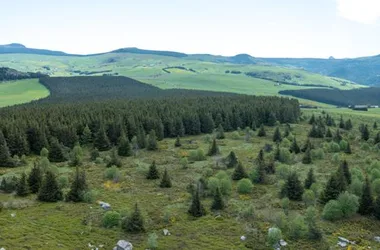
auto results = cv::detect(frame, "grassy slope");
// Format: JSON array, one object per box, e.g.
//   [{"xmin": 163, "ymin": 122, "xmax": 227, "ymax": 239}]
[
  {"xmin": 0, "ymin": 79, "xmax": 49, "ymax": 107},
  {"xmin": 0, "ymin": 53, "xmax": 365, "ymax": 107},
  {"xmin": 1, "ymin": 117, "xmax": 380, "ymax": 249}
]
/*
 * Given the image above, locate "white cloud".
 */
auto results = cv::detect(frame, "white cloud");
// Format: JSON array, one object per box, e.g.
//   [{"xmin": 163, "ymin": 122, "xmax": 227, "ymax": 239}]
[{"xmin": 337, "ymin": 0, "xmax": 380, "ymax": 24}]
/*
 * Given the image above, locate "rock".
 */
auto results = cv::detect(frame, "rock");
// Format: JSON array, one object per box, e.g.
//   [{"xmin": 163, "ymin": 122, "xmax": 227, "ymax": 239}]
[
  {"xmin": 215, "ymin": 214, "xmax": 223, "ymax": 221},
  {"xmin": 10, "ymin": 213, "xmax": 16, "ymax": 218},
  {"xmin": 113, "ymin": 240, "xmax": 133, "ymax": 250},
  {"xmin": 1, "ymin": 247, "xmax": 6, "ymax": 250},
  {"xmin": 374, "ymin": 236, "xmax": 380, "ymax": 243},
  {"xmin": 163, "ymin": 229, "xmax": 171, "ymax": 236},
  {"xmin": 279, "ymin": 239, "xmax": 287, "ymax": 247},
  {"xmin": 98, "ymin": 201, "xmax": 111, "ymax": 210},
  {"xmin": 337, "ymin": 241, "xmax": 347, "ymax": 248},
  {"xmin": 338, "ymin": 237, "xmax": 350, "ymax": 243},
  {"xmin": 240, "ymin": 236, "xmax": 246, "ymax": 241}
]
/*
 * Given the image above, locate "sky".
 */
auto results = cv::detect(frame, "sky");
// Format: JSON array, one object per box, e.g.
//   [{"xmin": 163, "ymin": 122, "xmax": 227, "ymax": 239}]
[{"xmin": 0, "ymin": 0, "xmax": 379, "ymax": 58}]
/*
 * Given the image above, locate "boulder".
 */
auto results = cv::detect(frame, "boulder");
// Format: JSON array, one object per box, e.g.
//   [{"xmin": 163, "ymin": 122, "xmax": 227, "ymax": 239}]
[
  {"xmin": 240, "ymin": 236, "xmax": 246, "ymax": 241},
  {"xmin": 113, "ymin": 240, "xmax": 132, "ymax": 250},
  {"xmin": 374, "ymin": 236, "xmax": 380, "ymax": 243},
  {"xmin": 279, "ymin": 239, "xmax": 287, "ymax": 247},
  {"xmin": 163, "ymin": 229, "xmax": 171, "ymax": 236}
]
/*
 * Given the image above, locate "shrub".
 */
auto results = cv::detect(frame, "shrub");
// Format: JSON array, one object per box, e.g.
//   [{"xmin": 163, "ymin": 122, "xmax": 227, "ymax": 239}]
[
  {"xmin": 207, "ymin": 177, "xmax": 219, "ymax": 196},
  {"xmin": 104, "ymin": 166, "xmax": 121, "ymax": 182},
  {"xmin": 351, "ymin": 168, "xmax": 364, "ymax": 181},
  {"xmin": 276, "ymin": 164, "xmax": 290, "ymax": 180},
  {"xmin": 216, "ymin": 170, "xmax": 229, "ymax": 180},
  {"xmin": 339, "ymin": 140, "xmax": 348, "ymax": 151},
  {"xmin": 322, "ymin": 200, "xmax": 343, "ymax": 221},
  {"xmin": 332, "ymin": 153, "xmax": 340, "ymax": 164},
  {"xmin": 273, "ymin": 211, "xmax": 288, "ymax": 230},
  {"xmin": 147, "ymin": 232, "xmax": 158, "ymax": 249},
  {"xmin": 102, "ymin": 211, "xmax": 121, "ymax": 228},
  {"xmin": 329, "ymin": 142, "xmax": 341, "ymax": 153},
  {"xmin": 83, "ymin": 189, "xmax": 98, "ymax": 203},
  {"xmin": 231, "ymin": 131, "xmax": 240, "ymax": 140},
  {"xmin": 311, "ymin": 148, "xmax": 325, "ymax": 160},
  {"xmin": 180, "ymin": 157, "xmax": 188, "ymax": 169},
  {"xmin": 372, "ymin": 179, "xmax": 380, "ymax": 196},
  {"xmin": 281, "ymin": 197, "xmax": 290, "ymax": 215},
  {"xmin": 371, "ymin": 169, "xmax": 380, "ymax": 181},
  {"xmin": 57, "ymin": 175, "xmax": 69, "ymax": 189},
  {"xmin": 361, "ymin": 142, "xmax": 370, "ymax": 151},
  {"xmin": 349, "ymin": 179, "xmax": 363, "ymax": 197},
  {"xmin": 268, "ymin": 227, "xmax": 282, "ymax": 246},
  {"xmin": 281, "ymin": 138, "xmax": 291, "ymax": 148},
  {"xmin": 95, "ymin": 157, "xmax": 104, "ymax": 165},
  {"xmin": 278, "ymin": 148, "xmax": 292, "ymax": 163},
  {"xmin": 237, "ymin": 178, "xmax": 253, "ymax": 194},
  {"xmin": 238, "ymin": 203, "xmax": 255, "ymax": 220},
  {"xmin": 189, "ymin": 149, "xmax": 206, "ymax": 161},
  {"xmin": 219, "ymin": 178, "xmax": 232, "ymax": 196},
  {"xmin": 288, "ymin": 215, "xmax": 307, "ymax": 240},
  {"xmin": 338, "ymin": 191, "xmax": 359, "ymax": 218},
  {"xmin": 302, "ymin": 189, "xmax": 316, "ymax": 207}
]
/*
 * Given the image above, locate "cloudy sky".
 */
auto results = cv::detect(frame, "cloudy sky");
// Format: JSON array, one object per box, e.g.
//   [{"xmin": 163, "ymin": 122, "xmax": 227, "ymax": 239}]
[{"xmin": 1, "ymin": 0, "xmax": 379, "ymax": 58}]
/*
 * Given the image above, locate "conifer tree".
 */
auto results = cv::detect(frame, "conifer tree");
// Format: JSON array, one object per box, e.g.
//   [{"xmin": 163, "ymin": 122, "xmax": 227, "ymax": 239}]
[
  {"xmin": 90, "ymin": 148, "xmax": 100, "ymax": 161},
  {"xmin": 28, "ymin": 162, "xmax": 42, "ymax": 193},
  {"xmin": 290, "ymin": 137, "xmax": 301, "ymax": 154},
  {"xmin": 136, "ymin": 127, "xmax": 147, "ymax": 149},
  {"xmin": 266, "ymin": 161, "xmax": 276, "ymax": 174},
  {"xmin": 361, "ymin": 125, "xmax": 370, "ymax": 141},
  {"xmin": 309, "ymin": 114, "xmax": 316, "ymax": 125},
  {"xmin": 69, "ymin": 144, "xmax": 83, "ymax": 166},
  {"xmin": 66, "ymin": 167, "xmax": 88, "ymax": 202},
  {"xmin": 38, "ymin": 170, "xmax": 63, "ymax": 202},
  {"xmin": 375, "ymin": 132, "xmax": 380, "ymax": 145},
  {"xmin": 0, "ymin": 130, "xmax": 14, "ymax": 167},
  {"xmin": 147, "ymin": 130, "xmax": 158, "ymax": 151},
  {"xmin": 174, "ymin": 135, "xmax": 182, "ymax": 147},
  {"xmin": 160, "ymin": 168, "xmax": 172, "ymax": 188},
  {"xmin": 281, "ymin": 172, "xmax": 304, "ymax": 201},
  {"xmin": 216, "ymin": 124, "xmax": 225, "ymax": 139},
  {"xmin": 211, "ymin": 186, "xmax": 225, "ymax": 210},
  {"xmin": 48, "ymin": 138, "xmax": 66, "ymax": 163},
  {"xmin": 308, "ymin": 124, "xmax": 319, "ymax": 138},
  {"xmin": 333, "ymin": 129, "xmax": 342, "ymax": 142},
  {"xmin": 80, "ymin": 125, "xmax": 93, "ymax": 145},
  {"xmin": 374, "ymin": 122, "xmax": 378, "ymax": 129},
  {"xmin": 207, "ymin": 138, "xmax": 219, "ymax": 156},
  {"xmin": 93, "ymin": 126, "xmax": 111, "ymax": 151},
  {"xmin": 273, "ymin": 127, "xmax": 282, "ymax": 143},
  {"xmin": 117, "ymin": 133, "xmax": 132, "ymax": 157},
  {"xmin": 274, "ymin": 143, "xmax": 280, "ymax": 161},
  {"xmin": 336, "ymin": 165, "xmax": 347, "ymax": 193},
  {"xmin": 255, "ymin": 149, "xmax": 267, "ymax": 183},
  {"xmin": 301, "ymin": 139, "xmax": 312, "ymax": 152},
  {"xmin": 302, "ymin": 148, "xmax": 312, "ymax": 164},
  {"xmin": 106, "ymin": 148, "xmax": 122, "ymax": 168},
  {"xmin": 122, "ymin": 203, "xmax": 145, "ymax": 233},
  {"xmin": 304, "ymin": 168, "xmax": 316, "ymax": 189},
  {"xmin": 345, "ymin": 142, "xmax": 352, "ymax": 154},
  {"xmin": 226, "ymin": 151, "xmax": 238, "ymax": 168},
  {"xmin": 320, "ymin": 174, "xmax": 341, "ymax": 204},
  {"xmin": 257, "ymin": 124, "xmax": 266, "ymax": 137},
  {"xmin": 358, "ymin": 177, "xmax": 374, "ymax": 215},
  {"xmin": 340, "ymin": 160, "xmax": 351, "ymax": 185},
  {"xmin": 374, "ymin": 197, "xmax": 380, "ymax": 220},
  {"xmin": 146, "ymin": 161, "xmax": 160, "ymax": 180},
  {"xmin": 345, "ymin": 119, "xmax": 353, "ymax": 130},
  {"xmin": 339, "ymin": 117, "xmax": 345, "ymax": 129},
  {"xmin": 284, "ymin": 125, "xmax": 290, "ymax": 137},
  {"xmin": 188, "ymin": 187, "xmax": 206, "ymax": 217},
  {"xmin": 325, "ymin": 128, "xmax": 333, "ymax": 138},
  {"xmin": 232, "ymin": 161, "xmax": 248, "ymax": 180},
  {"xmin": 16, "ymin": 173, "xmax": 29, "ymax": 197}
]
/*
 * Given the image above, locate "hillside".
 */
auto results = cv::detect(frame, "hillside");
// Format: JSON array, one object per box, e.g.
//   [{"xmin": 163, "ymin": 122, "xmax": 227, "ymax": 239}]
[
  {"xmin": 279, "ymin": 87, "xmax": 380, "ymax": 106},
  {"xmin": 0, "ymin": 67, "xmax": 46, "ymax": 81}
]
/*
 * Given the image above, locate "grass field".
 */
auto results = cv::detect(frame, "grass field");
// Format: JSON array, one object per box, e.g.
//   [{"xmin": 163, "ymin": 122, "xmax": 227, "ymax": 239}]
[{"xmin": 0, "ymin": 79, "xmax": 49, "ymax": 107}]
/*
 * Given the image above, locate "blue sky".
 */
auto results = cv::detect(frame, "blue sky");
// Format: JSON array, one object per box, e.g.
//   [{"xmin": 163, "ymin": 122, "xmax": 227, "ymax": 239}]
[{"xmin": 1, "ymin": 0, "xmax": 379, "ymax": 58}]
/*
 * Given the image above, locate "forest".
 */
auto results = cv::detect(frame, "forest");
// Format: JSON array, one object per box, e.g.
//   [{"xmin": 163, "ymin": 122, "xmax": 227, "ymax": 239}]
[{"xmin": 0, "ymin": 67, "xmax": 46, "ymax": 81}]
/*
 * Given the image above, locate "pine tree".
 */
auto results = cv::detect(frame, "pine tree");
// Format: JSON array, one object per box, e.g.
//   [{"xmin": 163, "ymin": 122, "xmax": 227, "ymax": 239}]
[
  {"xmin": 255, "ymin": 149, "xmax": 267, "ymax": 184},
  {"xmin": 0, "ymin": 130, "xmax": 14, "ymax": 167},
  {"xmin": 325, "ymin": 128, "xmax": 333, "ymax": 138},
  {"xmin": 147, "ymin": 130, "xmax": 158, "ymax": 151},
  {"xmin": 257, "ymin": 124, "xmax": 266, "ymax": 137},
  {"xmin": 290, "ymin": 137, "xmax": 301, "ymax": 154},
  {"xmin": 136, "ymin": 127, "xmax": 147, "ymax": 149},
  {"xmin": 90, "ymin": 148, "xmax": 100, "ymax": 161},
  {"xmin": 361, "ymin": 125, "xmax": 370, "ymax": 141},
  {"xmin": 308, "ymin": 124, "xmax": 319, "ymax": 138},
  {"xmin": 340, "ymin": 160, "xmax": 351, "ymax": 185},
  {"xmin": 232, "ymin": 161, "xmax": 248, "ymax": 180},
  {"xmin": 301, "ymin": 139, "xmax": 312, "ymax": 152},
  {"xmin": 333, "ymin": 129, "xmax": 342, "ymax": 142},
  {"xmin": 211, "ymin": 186, "xmax": 225, "ymax": 210},
  {"xmin": 16, "ymin": 173, "xmax": 29, "ymax": 197},
  {"xmin": 106, "ymin": 148, "xmax": 122, "ymax": 168},
  {"xmin": 146, "ymin": 161, "xmax": 160, "ymax": 180},
  {"xmin": 375, "ymin": 132, "xmax": 380, "ymax": 145},
  {"xmin": 281, "ymin": 172, "xmax": 304, "ymax": 201},
  {"xmin": 174, "ymin": 135, "xmax": 182, "ymax": 147},
  {"xmin": 274, "ymin": 144, "xmax": 280, "ymax": 161},
  {"xmin": 320, "ymin": 174, "xmax": 341, "ymax": 204},
  {"xmin": 69, "ymin": 144, "xmax": 83, "ymax": 166},
  {"xmin": 339, "ymin": 117, "xmax": 345, "ymax": 129},
  {"xmin": 336, "ymin": 165, "xmax": 347, "ymax": 193},
  {"xmin": 48, "ymin": 138, "xmax": 66, "ymax": 163},
  {"xmin": 358, "ymin": 177, "xmax": 374, "ymax": 215},
  {"xmin": 273, "ymin": 127, "xmax": 282, "ymax": 142},
  {"xmin": 28, "ymin": 163, "xmax": 42, "ymax": 193},
  {"xmin": 345, "ymin": 119, "xmax": 353, "ymax": 130},
  {"xmin": 374, "ymin": 197, "xmax": 380, "ymax": 220},
  {"xmin": 80, "ymin": 125, "xmax": 93, "ymax": 145},
  {"xmin": 207, "ymin": 138, "xmax": 219, "ymax": 156},
  {"xmin": 374, "ymin": 122, "xmax": 378, "ymax": 129},
  {"xmin": 117, "ymin": 133, "xmax": 132, "ymax": 157},
  {"xmin": 216, "ymin": 124, "xmax": 225, "ymax": 139},
  {"xmin": 66, "ymin": 167, "xmax": 88, "ymax": 202},
  {"xmin": 345, "ymin": 142, "xmax": 352, "ymax": 154},
  {"xmin": 188, "ymin": 187, "xmax": 206, "ymax": 217},
  {"xmin": 302, "ymin": 148, "xmax": 312, "ymax": 164},
  {"xmin": 122, "ymin": 203, "xmax": 145, "ymax": 233},
  {"xmin": 160, "ymin": 168, "xmax": 172, "ymax": 188},
  {"xmin": 309, "ymin": 114, "xmax": 316, "ymax": 125},
  {"xmin": 38, "ymin": 170, "xmax": 63, "ymax": 202},
  {"xmin": 226, "ymin": 151, "xmax": 238, "ymax": 168},
  {"xmin": 304, "ymin": 168, "xmax": 316, "ymax": 189},
  {"xmin": 94, "ymin": 126, "xmax": 111, "ymax": 151}
]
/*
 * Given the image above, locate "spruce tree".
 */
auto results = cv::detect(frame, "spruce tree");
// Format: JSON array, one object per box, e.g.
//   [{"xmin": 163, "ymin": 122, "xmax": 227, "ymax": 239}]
[
  {"xmin": 358, "ymin": 177, "xmax": 374, "ymax": 215},
  {"xmin": 207, "ymin": 138, "xmax": 219, "ymax": 156},
  {"xmin": 90, "ymin": 148, "xmax": 100, "ymax": 161},
  {"xmin": 232, "ymin": 161, "xmax": 248, "ymax": 180},
  {"xmin": 66, "ymin": 167, "xmax": 87, "ymax": 202},
  {"xmin": 274, "ymin": 143, "xmax": 280, "ymax": 161},
  {"xmin": 160, "ymin": 168, "xmax": 172, "ymax": 188},
  {"xmin": 69, "ymin": 144, "xmax": 83, "ymax": 166},
  {"xmin": 333, "ymin": 129, "xmax": 342, "ymax": 142},
  {"xmin": 336, "ymin": 165, "xmax": 348, "ymax": 193},
  {"xmin": 188, "ymin": 187, "xmax": 206, "ymax": 217},
  {"xmin": 16, "ymin": 173, "xmax": 29, "ymax": 197},
  {"xmin": 309, "ymin": 114, "xmax": 316, "ymax": 125},
  {"xmin": 345, "ymin": 142, "xmax": 352, "ymax": 154},
  {"xmin": 226, "ymin": 151, "xmax": 238, "ymax": 169},
  {"xmin": 147, "ymin": 130, "xmax": 158, "ymax": 151},
  {"xmin": 117, "ymin": 133, "xmax": 132, "ymax": 157},
  {"xmin": 80, "ymin": 125, "xmax": 93, "ymax": 145},
  {"xmin": 339, "ymin": 117, "xmax": 345, "ymax": 129},
  {"xmin": 345, "ymin": 119, "xmax": 353, "ymax": 130},
  {"xmin": 374, "ymin": 122, "xmax": 378, "ymax": 129},
  {"xmin": 122, "ymin": 203, "xmax": 145, "ymax": 233},
  {"xmin": 136, "ymin": 127, "xmax": 147, "ymax": 149},
  {"xmin": 38, "ymin": 170, "xmax": 63, "ymax": 202},
  {"xmin": 257, "ymin": 124, "xmax": 266, "ymax": 137},
  {"xmin": 211, "ymin": 186, "xmax": 225, "ymax": 210},
  {"xmin": 304, "ymin": 168, "xmax": 316, "ymax": 189},
  {"xmin": 361, "ymin": 125, "xmax": 370, "ymax": 141},
  {"xmin": 374, "ymin": 197, "xmax": 380, "ymax": 220},
  {"xmin": 174, "ymin": 135, "xmax": 182, "ymax": 147},
  {"xmin": 375, "ymin": 132, "xmax": 380, "ymax": 145},
  {"xmin": 320, "ymin": 174, "xmax": 341, "ymax": 204},
  {"xmin": 216, "ymin": 124, "xmax": 225, "ymax": 139},
  {"xmin": 302, "ymin": 148, "xmax": 312, "ymax": 164},
  {"xmin": 284, "ymin": 125, "xmax": 290, "ymax": 137},
  {"xmin": 0, "ymin": 130, "xmax": 14, "ymax": 167},
  {"xmin": 146, "ymin": 161, "xmax": 160, "ymax": 180},
  {"xmin": 273, "ymin": 127, "xmax": 282, "ymax": 142},
  {"xmin": 281, "ymin": 172, "xmax": 304, "ymax": 201},
  {"xmin": 290, "ymin": 137, "xmax": 301, "ymax": 154},
  {"xmin": 308, "ymin": 124, "xmax": 319, "ymax": 138},
  {"xmin": 255, "ymin": 149, "xmax": 267, "ymax": 184},
  {"xmin": 48, "ymin": 138, "xmax": 66, "ymax": 163},
  {"xmin": 301, "ymin": 139, "xmax": 312, "ymax": 152},
  {"xmin": 28, "ymin": 163, "xmax": 42, "ymax": 193},
  {"xmin": 106, "ymin": 148, "xmax": 122, "ymax": 168},
  {"xmin": 341, "ymin": 160, "xmax": 351, "ymax": 185},
  {"xmin": 94, "ymin": 126, "xmax": 111, "ymax": 151},
  {"xmin": 325, "ymin": 128, "xmax": 333, "ymax": 138}
]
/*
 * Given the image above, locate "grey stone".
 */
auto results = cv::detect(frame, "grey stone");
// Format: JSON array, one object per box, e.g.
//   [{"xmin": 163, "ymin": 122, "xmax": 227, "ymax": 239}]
[
  {"xmin": 113, "ymin": 240, "xmax": 133, "ymax": 250},
  {"xmin": 374, "ymin": 236, "xmax": 380, "ymax": 243}
]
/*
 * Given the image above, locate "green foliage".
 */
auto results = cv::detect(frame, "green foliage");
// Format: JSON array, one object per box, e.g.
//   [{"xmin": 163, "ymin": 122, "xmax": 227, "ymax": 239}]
[
  {"xmin": 232, "ymin": 162, "xmax": 248, "ymax": 180},
  {"xmin": 174, "ymin": 135, "xmax": 182, "ymax": 147},
  {"xmin": 257, "ymin": 124, "xmax": 266, "ymax": 137},
  {"xmin": 102, "ymin": 211, "xmax": 121, "ymax": 228},
  {"xmin": 273, "ymin": 127, "xmax": 282, "ymax": 142},
  {"xmin": 216, "ymin": 124, "xmax": 225, "ymax": 139},
  {"xmin": 94, "ymin": 126, "xmax": 111, "ymax": 151},
  {"xmin": 267, "ymin": 228, "xmax": 282, "ymax": 246},
  {"xmin": 160, "ymin": 168, "xmax": 172, "ymax": 188},
  {"xmin": 281, "ymin": 197, "xmax": 290, "ymax": 215},
  {"xmin": 211, "ymin": 186, "xmax": 225, "ymax": 210},
  {"xmin": 349, "ymin": 179, "xmax": 363, "ymax": 197},
  {"xmin": 225, "ymin": 151, "xmax": 238, "ymax": 169},
  {"xmin": 122, "ymin": 203, "xmax": 145, "ymax": 233},
  {"xmin": 372, "ymin": 179, "xmax": 380, "ymax": 197},
  {"xmin": 106, "ymin": 148, "xmax": 122, "ymax": 168},
  {"xmin": 180, "ymin": 157, "xmax": 188, "ymax": 169},
  {"xmin": 69, "ymin": 144, "xmax": 83, "ymax": 166},
  {"xmin": 16, "ymin": 173, "xmax": 29, "ymax": 197},
  {"xmin": 104, "ymin": 166, "xmax": 121, "ymax": 182},
  {"xmin": 189, "ymin": 149, "xmax": 206, "ymax": 161},
  {"xmin": 147, "ymin": 233, "xmax": 158, "ymax": 250},
  {"xmin": 375, "ymin": 197, "xmax": 380, "ymax": 220},
  {"xmin": 288, "ymin": 215, "xmax": 307, "ymax": 240},
  {"xmin": 207, "ymin": 138, "xmax": 219, "ymax": 156},
  {"xmin": 57, "ymin": 175, "xmax": 69, "ymax": 189},
  {"xmin": 311, "ymin": 148, "xmax": 325, "ymax": 160},
  {"xmin": 28, "ymin": 163, "xmax": 42, "ymax": 193},
  {"xmin": 188, "ymin": 188, "xmax": 206, "ymax": 217},
  {"xmin": 302, "ymin": 148, "xmax": 312, "ymax": 164},
  {"xmin": 147, "ymin": 130, "xmax": 158, "ymax": 151},
  {"xmin": 38, "ymin": 170, "xmax": 63, "ymax": 202},
  {"xmin": 82, "ymin": 189, "xmax": 98, "ymax": 204},
  {"xmin": 40, "ymin": 147, "xmax": 49, "ymax": 157},
  {"xmin": 358, "ymin": 177, "xmax": 374, "ymax": 215},
  {"xmin": 338, "ymin": 191, "xmax": 359, "ymax": 218},
  {"xmin": 305, "ymin": 206, "xmax": 323, "ymax": 240},
  {"xmin": 281, "ymin": 172, "xmax": 304, "ymax": 201},
  {"xmin": 289, "ymin": 137, "xmax": 300, "ymax": 154},
  {"xmin": 90, "ymin": 148, "xmax": 100, "ymax": 161},
  {"xmin": 237, "ymin": 178, "xmax": 253, "ymax": 194},
  {"xmin": 118, "ymin": 133, "xmax": 132, "ymax": 157},
  {"xmin": 147, "ymin": 161, "xmax": 160, "ymax": 180},
  {"xmin": 66, "ymin": 167, "xmax": 88, "ymax": 202},
  {"xmin": 302, "ymin": 189, "xmax": 316, "ymax": 206},
  {"xmin": 48, "ymin": 138, "xmax": 66, "ymax": 163}
]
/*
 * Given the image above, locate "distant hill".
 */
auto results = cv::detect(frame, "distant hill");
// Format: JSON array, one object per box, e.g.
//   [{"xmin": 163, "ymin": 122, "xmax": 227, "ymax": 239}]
[
  {"xmin": 0, "ymin": 43, "xmax": 73, "ymax": 56},
  {"xmin": 279, "ymin": 87, "xmax": 380, "ymax": 106},
  {"xmin": 0, "ymin": 67, "xmax": 46, "ymax": 81}
]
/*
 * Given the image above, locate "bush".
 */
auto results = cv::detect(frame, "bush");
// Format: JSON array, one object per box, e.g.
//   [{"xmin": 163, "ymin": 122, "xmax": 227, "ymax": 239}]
[
  {"xmin": 349, "ymin": 179, "xmax": 363, "ymax": 197},
  {"xmin": 302, "ymin": 189, "xmax": 316, "ymax": 207},
  {"xmin": 189, "ymin": 149, "xmax": 206, "ymax": 161},
  {"xmin": 339, "ymin": 140, "xmax": 348, "ymax": 151},
  {"xmin": 102, "ymin": 211, "xmax": 121, "ymax": 228},
  {"xmin": 281, "ymin": 138, "xmax": 291, "ymax": 148},
  {"xmin": 361, "ymin": 142, "xmax": 370, "ymax": 151},
  {"xmin": 57, "ymin": 175, "xmax": 69, "ymax": 189},
  {"xmin": 332, "ymin": 153, "xmax": 340, "ymax": 164},
  {"xmin": 268, "ymin": 227, "xmax": 282, "ymax": 246},
  {"xmin": 83, "ymin": 190, "xmax": 98, "ymax": 203},
  {"xmin": 351, "ymin": 168, "xmax": 364, "ymax": 181},
  {"xmin": 238, "ymin": 203, "xmax": 255, "ymax": 220},
  {"xmin": 329, "ymin": 142, "xmax": 341, "ymax": 153},
  {"xmin": 311, "ymin": 148, "xmax": 325, "ymax": 160},
  {"xmin": 273, "ymin": 211, "xmax": 288, "ymax": 230},
  {"xmin": 372, "ymin": 179, "xmax": 380, "ymax": 196},
  {"xmin": 95, "ymin": 157, "xmax": 104, "ymax": 165},
  {"xmin": 219, "ymin": 178, "xmax": 232, "ymax": 195},
  {"xmin": 104, "ymin": 166, "xmax": 121, "ymax": 182},
  {"xmin": 237, "ymin": 178, "xmax": 253, "ymax": 194},
  {"xmin": 276, "ymin": 164, "xmax": 290, "ymax": 180},
  {"xmin": 288, "ymin": 215, "xmax": 307, "ymax": 240},
  {"xmin": 231, "ymin": 131, "xmax": 240, "ymax": 140},
  {"xmin": 322, "ymin": 200, "xmax": 343, "ymax": 221},
  {"xmin": 207, "ymin": 177, "xmax": 219, "ymax": 196},
  {"xmin": 337, "ymin": 191, "xmax": 359, "ymax": 218},
  {"xmin": 147, "ymin": 232, "xmax": 158, "ymax": 249},
  {"xmin": 371, "ymin": 169, "xmax": 380, "ymax": 181},
  {"xmin": 180, "ymin": 157, "xmax": 188, "ymax": 169},
  {"xmin": 278, "ymin": 148, "xmax": 292, "ymax": 163},
  {"xmin": 216, "ymin": 170, "xmax": 229, "ymax": 180}
]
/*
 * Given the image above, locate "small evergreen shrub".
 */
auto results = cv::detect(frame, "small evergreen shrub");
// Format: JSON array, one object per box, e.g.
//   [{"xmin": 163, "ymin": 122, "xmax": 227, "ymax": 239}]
[
  {"xmin": 237, "ymin": 178, "xmax": 253, "ymax": 194},
  {"xmin": 102, "ymin": 211, "xmax": 121, "ymax": 228}
]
